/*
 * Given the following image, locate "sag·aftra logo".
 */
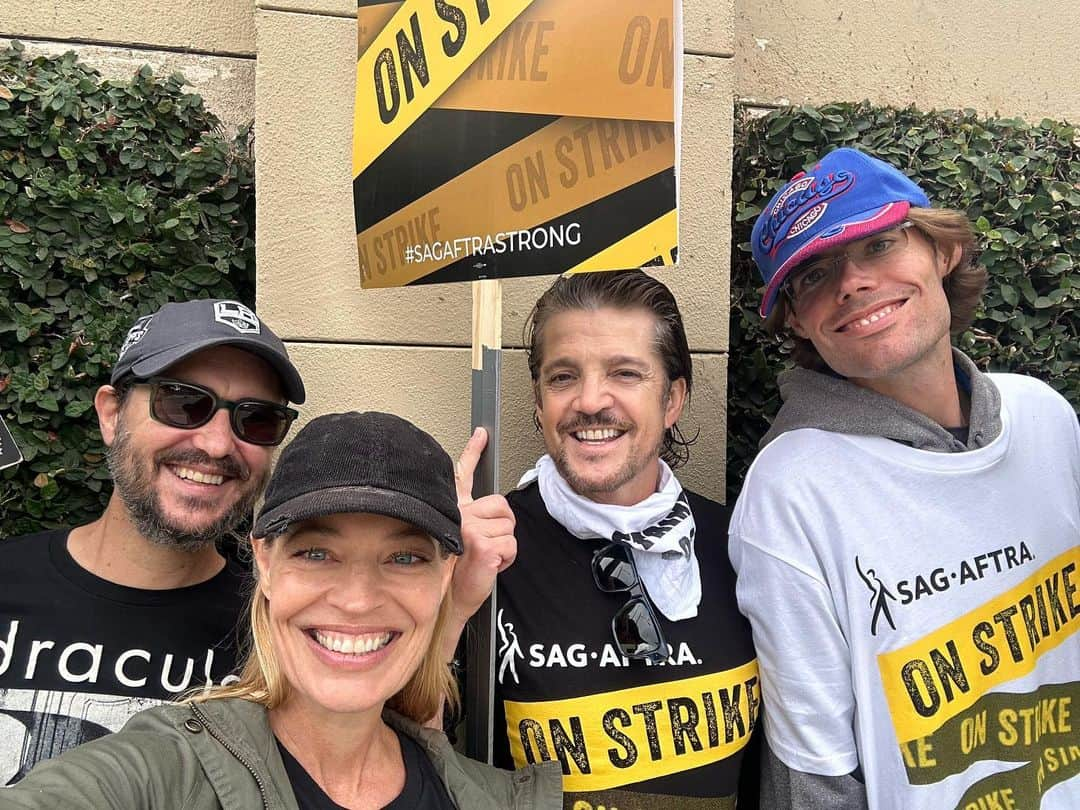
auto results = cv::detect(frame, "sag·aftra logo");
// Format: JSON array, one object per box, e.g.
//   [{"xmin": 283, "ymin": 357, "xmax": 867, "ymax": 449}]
[
  {"xmin": 856, "ymin": 555, "xmax": 898, "ymax": 636},
  {"xmin": 496, "ymin": 609, "xmax": 703, "ymax": 686},
  {"xmin": 854, "ymin": 543, "xmax": 1037, "ymax": 636},
  {"xmin": 497, "ymin": 608, "xmax": 525, "ymax": 686}
]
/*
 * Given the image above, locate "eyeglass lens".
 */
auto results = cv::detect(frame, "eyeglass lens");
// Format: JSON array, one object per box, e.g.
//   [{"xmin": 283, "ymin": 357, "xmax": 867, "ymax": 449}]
[
  {"xmin": 150, "ymin": 382, "xmax": 291, "ymax": 445},
  {"xmin": 593, "ymin": 542, "xmax": 667, "ymax": 662},
  {"xmin": 233, "ymin": 401, "xmax": 289, "ymax": 445},
  {"xmin": 594, "ymin": 547, "xmax": 637, "ymax": 592},
  {"xmin": 152, "ymin": 383, "xmax": 215, "ymax": 427},
  {"xmin": 613, "ymin": 597, "xmax": 664, "ymax": 659},
  {"xmin": 788, "ymin": 223, "xmax": 911, "ymax": 303}
]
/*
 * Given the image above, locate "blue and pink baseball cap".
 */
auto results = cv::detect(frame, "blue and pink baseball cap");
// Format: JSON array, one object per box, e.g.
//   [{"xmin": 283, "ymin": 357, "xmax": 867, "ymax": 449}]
[{"xmin": 751, "ymin": 147, "xmax": 931, "ymax": 317}]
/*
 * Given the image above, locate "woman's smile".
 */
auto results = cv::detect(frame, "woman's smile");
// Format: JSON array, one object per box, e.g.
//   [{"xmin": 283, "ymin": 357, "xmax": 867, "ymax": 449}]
[{"xmin": 302, "ymin": 627, "xmax": 401, "ymax": 671}]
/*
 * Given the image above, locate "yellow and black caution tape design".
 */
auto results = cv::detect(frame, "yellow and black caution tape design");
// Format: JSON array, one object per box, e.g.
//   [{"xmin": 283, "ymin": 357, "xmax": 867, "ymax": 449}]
[
  {"xmin": 359, "ymin": 0, "xmax": 675, "ymax": 122},
  {"xmin": 900, "ymin": 682, "xmax": 1079, "ymax": 785},
  {"xmin": 878, "ymin": 545, "xmax": 1080, "ymax": 745},
  {"xmin": 503, "ymin": 662, "xmax": 759, "ymax": 792},
  {"xmin": 357, "ymin": 116, "xmax": 674, "ymax": 287},
  {"xmin": 354, "ymin": 0, "xmax": 678, "ymax": 287},
  {"xmin": 567, "ymin": 209, "xmax": 678, "ymax": 276},
  {"xmin": 354, "ymin": 0, "xmax": 536, "ymax": 177},
  {"xmin": 358, "ymin": 2, "xmax": 401, "ymax": 54},
  {"xmin": 899, "ymin": 682, "xmax": 1080, "ymax": 807}
]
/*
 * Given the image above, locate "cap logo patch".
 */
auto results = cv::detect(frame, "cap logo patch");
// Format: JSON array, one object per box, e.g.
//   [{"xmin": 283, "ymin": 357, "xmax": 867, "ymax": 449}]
[
  {"xmin": 788, "ymin": 202, "xmax": 828, "ymax": 239},
  {"xmin": 757, "ymin": 169, "xmax": 855, "ymax": 257},
  {"xmin": 772, "ymin": 176, "xmax": 815, "ymax": 214},
  {"xmin": 214, "ymin": 301, "xmax": 261, "ymax": 334},
  {"xmin": 117, "ymin": 314, "xmax": 154, "ymax": 360}
]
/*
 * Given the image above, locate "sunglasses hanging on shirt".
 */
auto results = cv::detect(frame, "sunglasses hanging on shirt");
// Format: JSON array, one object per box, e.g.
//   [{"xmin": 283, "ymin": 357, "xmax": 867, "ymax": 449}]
[{"xmin": 592, "ymin": 541, "xmax": 669, "ymax": 665}]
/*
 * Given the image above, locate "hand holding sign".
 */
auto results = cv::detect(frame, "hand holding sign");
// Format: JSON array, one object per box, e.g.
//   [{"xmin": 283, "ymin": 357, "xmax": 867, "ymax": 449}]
[{"xmin": 451, "ymin": 426, "xmax": 517, "ymax": 627}]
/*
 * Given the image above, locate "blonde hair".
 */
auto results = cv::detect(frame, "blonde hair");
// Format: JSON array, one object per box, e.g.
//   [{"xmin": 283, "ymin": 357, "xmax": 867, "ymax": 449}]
[
  {"xmin": 765, "ymin": 206, "xmax": 987, "ymax": 369},
  {"xmin": 188, "ymin": 538, "xmax": 459, "ymax": 724}
]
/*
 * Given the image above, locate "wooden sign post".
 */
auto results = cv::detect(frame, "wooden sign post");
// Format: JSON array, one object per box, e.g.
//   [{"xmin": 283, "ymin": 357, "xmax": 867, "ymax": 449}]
[{"xmin": 464, "ymin": 278, "xmax": 502, "ymax": 762}]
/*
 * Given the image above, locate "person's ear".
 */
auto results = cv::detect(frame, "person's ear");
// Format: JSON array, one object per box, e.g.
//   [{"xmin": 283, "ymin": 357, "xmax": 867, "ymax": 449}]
[
  {"xmin": 440, "ymin": 552, "xmax": 457, "ymax": 597},
  {"xmin": 786, "ymin": 307, "xmax": 810, "ymax": 340},
  {"xmin": 664, "ymin": 377, "xmax": 688, "ymax": 428},
  {"xmin": 252, "ymin": 536, "xmax": 272, "ymax": 599},
  {"xmin": 938, "ymin": 243, "xmax": 962, "ymax": 279},
  {"xmin": 95, "ymin": 385, "xmax": 123, "ymax": 446}
]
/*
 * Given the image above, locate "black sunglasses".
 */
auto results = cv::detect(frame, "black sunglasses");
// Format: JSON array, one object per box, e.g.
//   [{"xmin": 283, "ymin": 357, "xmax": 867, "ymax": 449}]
[
  {"xmin": 141, "ymin": 378, "xmax": 298, "ymax": 446},
  {"xmin": 592, "ymin": 541, "xmax": 668, "ymax": 664}
]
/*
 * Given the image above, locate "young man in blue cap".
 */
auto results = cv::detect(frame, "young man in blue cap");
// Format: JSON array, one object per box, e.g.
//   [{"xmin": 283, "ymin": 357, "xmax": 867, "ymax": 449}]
[
  {"xmin": 0, "ymin": 299, "xmax": 305, "ymax": 783},
  {"xmin": 730, "ymin": 148, "xmax": 1080, "ymax": 809}
]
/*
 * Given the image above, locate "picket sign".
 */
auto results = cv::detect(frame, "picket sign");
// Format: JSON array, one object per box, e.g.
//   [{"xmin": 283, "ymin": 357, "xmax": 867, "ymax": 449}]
[{"xmin": 353, "ymin": 0, "xmax": 681, "ymax": 759}]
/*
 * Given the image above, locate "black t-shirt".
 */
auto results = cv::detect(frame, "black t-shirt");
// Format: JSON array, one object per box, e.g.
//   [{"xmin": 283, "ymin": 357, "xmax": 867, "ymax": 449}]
[
  {"xmin": 277, "ymin": 729, "xmax": 458, "ymax": 810},
  {"xmin": 0, "ymin": 529, "xmax": 246, "ymax": 784},
  {"xmin": 493, "ymin": 483, "xmax": 760, "ymax": 810}
]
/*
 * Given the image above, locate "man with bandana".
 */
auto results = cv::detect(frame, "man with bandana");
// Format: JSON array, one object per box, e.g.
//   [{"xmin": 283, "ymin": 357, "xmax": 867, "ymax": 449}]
[
  {"xmin": 449, "ymin": 271, "xmax": 760, "ymax": 809},
  {"xmin": 0, "ymin": 299, "xmax": 304, "ymax": 783}
]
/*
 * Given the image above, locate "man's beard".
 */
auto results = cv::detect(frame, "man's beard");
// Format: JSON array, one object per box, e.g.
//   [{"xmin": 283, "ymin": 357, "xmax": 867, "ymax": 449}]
[
  {"xmin": 550, "ymin": 412, "xmax": 663, "ymax": 501},
  {"xmin": 106, "ymin": 422, "xmax": 267, "ymax": 553}
]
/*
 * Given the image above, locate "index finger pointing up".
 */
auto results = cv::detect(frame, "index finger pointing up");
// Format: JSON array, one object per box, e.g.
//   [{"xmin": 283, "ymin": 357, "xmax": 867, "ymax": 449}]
[{"xmin": 455, "ymin": 426, "xmax": 488, "ymax": 505}]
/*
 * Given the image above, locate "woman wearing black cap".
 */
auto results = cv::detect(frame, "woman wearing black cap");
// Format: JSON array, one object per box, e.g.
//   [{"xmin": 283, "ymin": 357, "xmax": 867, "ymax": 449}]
[{"xmin": 3, "ymin": 412, "xmax": 562, "ymax": 810}]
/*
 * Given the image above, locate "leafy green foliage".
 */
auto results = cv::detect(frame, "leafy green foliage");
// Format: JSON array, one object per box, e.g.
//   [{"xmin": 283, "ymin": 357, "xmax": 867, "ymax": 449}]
[
  {"xmin": 728, "ymin": 102, "xmax": 1080, "ymax": 500},
  {"xmin": 0, "ymin": 42, "xmax": 255, "ymax": 535}
]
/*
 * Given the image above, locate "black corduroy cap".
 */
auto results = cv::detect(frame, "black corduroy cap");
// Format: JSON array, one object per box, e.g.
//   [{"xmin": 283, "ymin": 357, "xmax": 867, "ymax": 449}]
[
  {"xmin": 111, "ymin": 299, "xmax": 306, "ymax": 404},
  {"xmin": 252, "ymin": 412, "xmax": 462, "ymax": 554}
]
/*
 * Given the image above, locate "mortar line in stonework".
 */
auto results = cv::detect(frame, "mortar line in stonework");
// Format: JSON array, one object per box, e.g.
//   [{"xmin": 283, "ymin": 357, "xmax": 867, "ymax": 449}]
[{"xmin": 0, "ymin": 33, "xmax": 254, "ymax": 60}]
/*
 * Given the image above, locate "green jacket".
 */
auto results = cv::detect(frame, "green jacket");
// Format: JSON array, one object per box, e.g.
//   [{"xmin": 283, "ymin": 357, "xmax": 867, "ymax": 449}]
[{"xmin": 1, "ymin": 698, "xmax": 562, "ymax": 810}]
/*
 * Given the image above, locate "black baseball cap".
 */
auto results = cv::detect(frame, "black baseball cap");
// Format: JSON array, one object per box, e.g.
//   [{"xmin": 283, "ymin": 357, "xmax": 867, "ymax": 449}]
[
  {"xmin": 252, "ymin": 412, "xmax": 463, "ymax": 555},
  {"xmin": 110, "ymin": 299, "xmax": 306, "ymax": 403}
]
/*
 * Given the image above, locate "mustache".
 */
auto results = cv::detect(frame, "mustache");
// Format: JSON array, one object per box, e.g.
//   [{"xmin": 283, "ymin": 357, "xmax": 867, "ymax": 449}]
[
  {"xmin": 558, "ymin": 412, "xmax": 631, "ymax": 434},
  {"xmin": 156, "ymin": 448, "xmax": 249, "ymax": 481}
]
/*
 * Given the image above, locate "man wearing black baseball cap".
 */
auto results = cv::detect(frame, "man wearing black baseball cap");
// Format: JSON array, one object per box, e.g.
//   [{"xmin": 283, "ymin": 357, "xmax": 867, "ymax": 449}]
[
  {"xmin": 728, "ymin": 148, "xmax": 1080, "ymax": 809},
  {"xmin": 0, "ymin": 298, "xmax": 305, "ymax": 783}
]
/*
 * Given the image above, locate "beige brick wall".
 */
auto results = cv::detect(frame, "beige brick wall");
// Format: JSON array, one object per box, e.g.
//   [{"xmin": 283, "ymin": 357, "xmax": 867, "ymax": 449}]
[
  {"xmin": 251, "ymin": 0, "xmax": 732, "ymax": 54},
  {"xmin": 736, "ymin": 0, "xmax": 1080, "ymax": 123},
  {"xmin": 2, "ymin": 1, "xmax": 257, "ymax": 129},
  {"xmin": 255, "ymin": 3, "xmax": 737, "ymax": 501},
  {"xmin": 3, "ymin": 0, "xmax": 255, "ymax": 55}
]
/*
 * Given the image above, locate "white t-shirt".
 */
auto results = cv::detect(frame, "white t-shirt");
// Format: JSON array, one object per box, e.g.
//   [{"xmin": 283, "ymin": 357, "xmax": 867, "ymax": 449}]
[{"xmin": 729, "ymin": 373, "xmax": 1080, "ymax": 810}]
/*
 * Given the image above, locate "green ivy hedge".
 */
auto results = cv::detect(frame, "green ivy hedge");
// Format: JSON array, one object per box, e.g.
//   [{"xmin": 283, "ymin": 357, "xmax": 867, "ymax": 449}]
[
  {"xmin": 728, "ymin": 102, "xmax": 1080, "ymax": 501},
  {"xmin": 0, "ymin": 42, "xmax": 256, "ymax": 536}
]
